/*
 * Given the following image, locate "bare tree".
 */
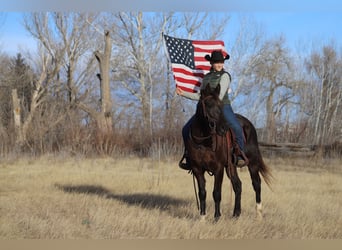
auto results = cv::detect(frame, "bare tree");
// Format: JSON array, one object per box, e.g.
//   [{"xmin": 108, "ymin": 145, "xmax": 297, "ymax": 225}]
[
  {"xmin": 305, "ymin": 44, "xmax": 342, "ymax": 145},
  {"xmin": 24, "ymin": 13, "xmax": 99, "ymax": 102},
  {"xmin": 0, "ymin": 54, "xmax": 12, "ymax": 153},
  {"xmin": 224, "ymin": 15, "xmax": 267, "ymax": 129},
  {"xmin": 11, "ymin": 44, "xmax": 62, "ymax": 149},
  {"xmin": 23, "ymin": 13, "xmax": 121, "ymax": 152},
  {"xmin": 108, "ymin": 12, "xmax": 173, "ymax": 140},
  {"xmin": 77, "ymin": 30, "xmax": 114, "ymax": 135},
  {"xmin": 244, "ymin": 37, "xmax": 298, "ymax": 142}
]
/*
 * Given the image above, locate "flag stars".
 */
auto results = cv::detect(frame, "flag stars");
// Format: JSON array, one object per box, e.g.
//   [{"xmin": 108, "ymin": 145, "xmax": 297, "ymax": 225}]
[{"xmin": 165, "ymin": 35, "xmax": 195, "ymax": 69}]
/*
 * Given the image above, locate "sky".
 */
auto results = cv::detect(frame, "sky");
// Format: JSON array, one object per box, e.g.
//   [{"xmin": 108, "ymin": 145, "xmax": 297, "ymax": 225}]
[
  {"xmin": 239, "ymin": 12, "xmax": 341, "ymax": 53},
  {"xmin": 0, "ymin": 1, "xmax": 341, "ymax": 55},
  {"xmin": 1, "ymin": 11, "xmax": 341, "ymax": 57},
  {"xmin": 0, "ymin": 0, "xmax": 342, "ymax": 12}
]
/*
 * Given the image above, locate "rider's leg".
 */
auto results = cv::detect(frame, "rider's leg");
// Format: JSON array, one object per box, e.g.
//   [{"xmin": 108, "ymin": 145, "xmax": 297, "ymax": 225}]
[
  {"xmin": 179, "ymin": 116, "xmax": 194, "ymax": 170},
  {"xmin": 222, "ymin": 104, "xmax": 247, "ymax": 166}
]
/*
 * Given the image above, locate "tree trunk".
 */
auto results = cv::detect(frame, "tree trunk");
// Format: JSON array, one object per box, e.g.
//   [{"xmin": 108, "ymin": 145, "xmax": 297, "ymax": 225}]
[
  {"xmin": 266, "ymin": 89, "xmax": 276, "ymax": 143},
  {"xmin": 94, "ymin": 30, "xmax": 113, "ymax": 135},
  {"xmin": 12, "ymin": 89, "xmax": 24, "ymax": 147}
]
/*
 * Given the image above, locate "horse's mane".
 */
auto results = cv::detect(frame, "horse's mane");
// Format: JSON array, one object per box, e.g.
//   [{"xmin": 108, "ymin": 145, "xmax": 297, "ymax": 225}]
[{"xmin": 197, "ymin": 84, "xmax": 227, "ymax": 136}]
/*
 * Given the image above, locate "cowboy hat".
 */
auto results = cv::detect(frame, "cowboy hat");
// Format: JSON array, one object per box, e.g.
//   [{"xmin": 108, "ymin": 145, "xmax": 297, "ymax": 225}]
[{"xmin": 204, "ymin": 50, "xmax": 230, "ymax": 62}]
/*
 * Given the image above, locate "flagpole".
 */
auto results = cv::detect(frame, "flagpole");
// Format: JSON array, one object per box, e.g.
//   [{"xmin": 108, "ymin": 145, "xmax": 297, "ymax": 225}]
[
  {"xmin": 163, "ymin": 34, "xmax": 186, "ymax": 113},
  {"xmin": 162, "ymin": 33, "xmax": 172, "ymax": 65}
]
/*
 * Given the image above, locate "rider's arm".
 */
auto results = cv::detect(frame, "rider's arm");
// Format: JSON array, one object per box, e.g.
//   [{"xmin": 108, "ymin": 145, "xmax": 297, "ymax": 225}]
[
  {"xmin": 181, "ymin": 91, "xmax": 201, "ymax": 100},
  {"xmin": 176, "ymin": 87, "xmax": 201, "ymax": 100},
  {"xmin": 218, "ymin": 73, "xmax": 231, "ymax": 100}
]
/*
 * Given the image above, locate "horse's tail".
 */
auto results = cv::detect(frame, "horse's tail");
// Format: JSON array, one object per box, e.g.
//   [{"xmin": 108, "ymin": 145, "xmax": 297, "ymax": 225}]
[
  {"xmin": 236, "ymin": 114, "xmax": 274, "ymax": 189},
  {"xmin": 257, "ymin": 148, "xmax": 273, "ymax": 188},
  {"xmin": 251, "ymin": 133, "xmax": 274, "ymax": 189}
]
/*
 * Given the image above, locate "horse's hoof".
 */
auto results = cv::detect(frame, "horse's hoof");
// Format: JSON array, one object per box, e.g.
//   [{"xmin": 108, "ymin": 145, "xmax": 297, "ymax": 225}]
[
  {"xmin": 256, "ymin": 203, "xmax": 263, "ymax": 221},
  {"xmin": 214, "ymin": 212, "xmax": 221, "ymax": 219},
  {"xmin": 232, "ymin": 211, "xmax": 241, "ymax": 218},
  {"xmin": 256, "ymin": 213, "xmax": 263, "ymax": 221},
  {"xmin": 214, "ymin": 216, "xmax": 221, "ymax": 223},
  {"xmin": 200, "ymin": 215, "xmax": 206, "ymax": 222}
]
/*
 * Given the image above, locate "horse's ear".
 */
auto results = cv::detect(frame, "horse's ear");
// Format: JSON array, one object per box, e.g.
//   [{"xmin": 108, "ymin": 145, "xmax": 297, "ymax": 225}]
[
  {"xmin": 205, "ymin": 84, "xmax": 212, "ymax": 93},
  {"xmin": 201, "ymin": 84, "xmax": 211, "ymax": 97},
  {"xmin": 214, "ymin": 84, "xmax": 221, "ymax": 96}
]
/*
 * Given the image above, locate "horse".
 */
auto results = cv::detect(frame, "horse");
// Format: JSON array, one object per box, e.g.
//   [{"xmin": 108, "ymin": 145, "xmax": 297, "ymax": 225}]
[{"xmin": 184, "ymin": 84, "xmax": 272, "ymax": 220}]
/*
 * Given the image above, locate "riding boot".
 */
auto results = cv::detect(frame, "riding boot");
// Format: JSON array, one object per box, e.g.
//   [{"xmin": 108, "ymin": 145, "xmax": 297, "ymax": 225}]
[
  {"xmin": 236, "ymin": 148, "xmax": 249, "ymax": 167},
  {"xmin": 179, "ymin": 150, "xmax": 191, "ymax": 170},
  {"xmin": 232, "ymin": 140, "xmax": 248, "ymax": 167},
  {"xmin": 222, "ymin": 104, "xmax": 248, "ymax": 167},
  {"xmin": 237, "ymin": 156, "xmax": 246, "ymax": 167}
]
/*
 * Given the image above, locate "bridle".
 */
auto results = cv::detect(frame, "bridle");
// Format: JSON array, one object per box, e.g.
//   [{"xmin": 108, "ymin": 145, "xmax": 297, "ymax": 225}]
[
  {"xmin": 190, "ymin": 95, "xmax": 219, "ymax": 151},
  {"xmin": 200, "ymin": 95, "xmax": 218, "ymax": 134}
]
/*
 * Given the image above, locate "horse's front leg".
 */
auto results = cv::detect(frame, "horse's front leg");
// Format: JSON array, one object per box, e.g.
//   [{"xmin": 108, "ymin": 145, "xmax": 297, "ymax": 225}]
[
  {"xmin": 193, "ymin": 169, "xmax": 206, "ymax": 217},
  {"xmin": 213, "ymin": 167, "xmax": 224, "ymax": 219}
]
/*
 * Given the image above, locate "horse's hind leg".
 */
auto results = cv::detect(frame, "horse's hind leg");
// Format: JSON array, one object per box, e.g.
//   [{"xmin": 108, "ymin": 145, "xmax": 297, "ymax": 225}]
[
  {"xmin": 248, "ymin": 164, "xmax": 263, "ymax": 219},
  {"xmin": 226, "ymin": 165, "xmax": 242, "ymax": 217}
]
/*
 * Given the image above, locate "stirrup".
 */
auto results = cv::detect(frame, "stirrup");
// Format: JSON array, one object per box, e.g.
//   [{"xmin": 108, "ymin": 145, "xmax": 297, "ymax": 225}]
[
  {"xmin": 236, "ymin": 158, "xmax": 247, "ymax": 167},
  {"xmin": 178, "ymin": 153, "xmax": 191, "ymax": 171},
  {"xmin": 179, "ymin": 162, "xmax": 191, "ymax": 170},
  {"xmin": 236, "ymin": 152, "xmax": 249, "ymax": 168},
  {"xmin": 233, "ymin": 146, "xmax": 249, "ymax": 167}
]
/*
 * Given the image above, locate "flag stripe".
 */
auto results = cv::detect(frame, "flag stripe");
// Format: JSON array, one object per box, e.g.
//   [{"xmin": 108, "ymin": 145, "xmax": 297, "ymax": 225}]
[
  {"xmin": 176, "ymin": 85, "xmax": 199, "ymax": 93},
  {"xmin": 194, "ymin": 56, "xmax": 209, "ymax": 62},
  {"xmin": 174, "ymin": 76, "xmax": 202, "ymax": 85},
  {"xmin": 171, "ymin": 67, "xmax": 205, "ymax": 78},
  {"xmin": 172, "ymin": 70, "xmax": 204, "ymax": 83},
  {"xmin": 171, "ymin": 64, "xmax": 206, "ymax": 74},
  {"xmin": 193, "ymin": 40, "xmax": 224, "ymax": 46},
  {"xmin": 193, "ymin": 46, "xmax": 224, "ymax": 53}
]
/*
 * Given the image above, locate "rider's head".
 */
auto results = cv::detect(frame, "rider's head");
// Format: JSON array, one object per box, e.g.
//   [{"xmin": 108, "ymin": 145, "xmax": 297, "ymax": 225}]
[{"xmin": 204, "ymin": 50, "xmax": 229, "ymax": 72}]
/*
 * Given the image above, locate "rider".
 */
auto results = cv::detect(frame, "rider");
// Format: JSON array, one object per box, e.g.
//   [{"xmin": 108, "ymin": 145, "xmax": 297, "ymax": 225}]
[{"xmin": 176, "ymin": 50, "xmax": 247, "ymax": 170}]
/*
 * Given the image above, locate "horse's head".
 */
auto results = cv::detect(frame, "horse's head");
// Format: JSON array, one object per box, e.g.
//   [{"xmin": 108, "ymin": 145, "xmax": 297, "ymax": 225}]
[{"xmin": 196, "ymin": 84, "xmax": 226, "ymax": 135}]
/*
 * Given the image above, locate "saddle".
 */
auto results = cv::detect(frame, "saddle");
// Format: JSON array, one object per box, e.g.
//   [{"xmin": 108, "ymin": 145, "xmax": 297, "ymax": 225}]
[
  {"xmin": 226, "ymin": 129, "xmax": 249, "ymax": 167},
  {"xmin": 188, "ymin": 127, "xmax": 249, "ymax": 167}
]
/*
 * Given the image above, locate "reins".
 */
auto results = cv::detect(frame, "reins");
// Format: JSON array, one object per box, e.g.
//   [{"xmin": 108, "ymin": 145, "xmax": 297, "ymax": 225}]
[
  {"xmin": 190, "ymin": 169, "xmax": 212, "ymax": 212},
  {"xmin": 192, "ymin": 173, "xmax": 200, "ymax": 211},
  {"xmin": 188, "ymin": 94, "xmax": 223, "ymax": 209},
  {"xmin": 190, "ymin": 96, "xmax": 219, "ymax": 151}
]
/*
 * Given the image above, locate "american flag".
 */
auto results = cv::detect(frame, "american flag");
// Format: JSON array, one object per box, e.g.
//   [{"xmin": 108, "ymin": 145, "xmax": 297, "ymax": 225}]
[{"xmin": 163, "ymin": 34, "xmax": 228, "ymax": 93}]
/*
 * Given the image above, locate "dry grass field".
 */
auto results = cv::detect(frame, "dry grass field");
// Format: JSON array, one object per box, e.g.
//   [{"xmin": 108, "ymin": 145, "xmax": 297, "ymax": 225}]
[{"xmin": 0, "ymin": 155, "xmax": 341, "ymax": 239}]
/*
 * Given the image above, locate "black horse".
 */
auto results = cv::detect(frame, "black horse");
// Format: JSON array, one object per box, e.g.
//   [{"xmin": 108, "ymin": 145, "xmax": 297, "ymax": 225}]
[{"xmin": 184, "ymin": 84, "xmax": 272, "ymax": 220}]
